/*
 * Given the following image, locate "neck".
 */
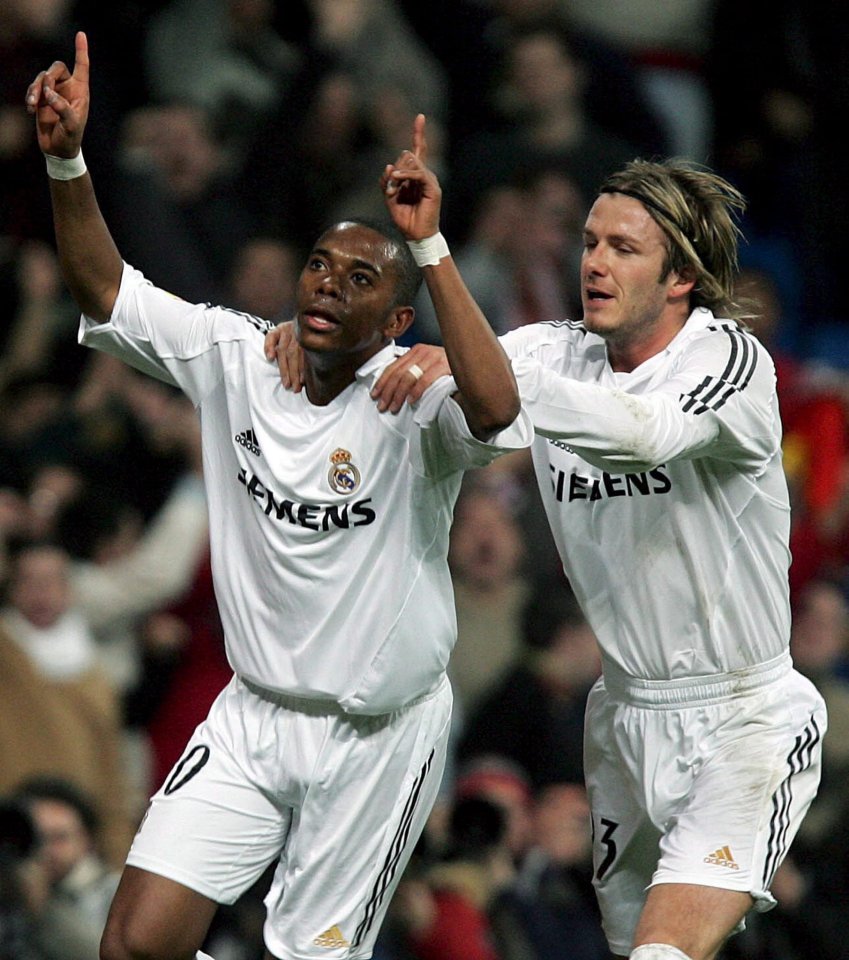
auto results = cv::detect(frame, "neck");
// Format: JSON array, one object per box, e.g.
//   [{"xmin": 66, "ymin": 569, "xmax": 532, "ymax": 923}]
[
  {"xmin": 607, "ymin": 340, "xmax": 662, "ymax": 374},
  {"xmin": 303, "ymin": 362, "xmax": 358, "ymax": 406},
  {"xmin": 606, "ymin": 306, "xmax": 690, "ymax": 373},
  {"xmin": 302, "ymin": 342, "xmax": 387, "ymax": 405}
]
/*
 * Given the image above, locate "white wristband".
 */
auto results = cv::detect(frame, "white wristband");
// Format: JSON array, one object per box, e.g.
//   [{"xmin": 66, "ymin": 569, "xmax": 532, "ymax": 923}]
[
  {"xmin": 45, "ymin": 151, "xmax": 87, "ymax": 181},
  {"xmin": 406, "ymin": 232, "xmax": 450, "ymax": 268}
]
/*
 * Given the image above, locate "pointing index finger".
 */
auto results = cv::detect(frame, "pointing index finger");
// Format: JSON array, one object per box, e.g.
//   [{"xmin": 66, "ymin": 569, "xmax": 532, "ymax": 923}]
[
  {"xmin": 73, "ymin": 31, "xmax": 90, "ymax": 83},
  {"xmin": 412, "ymin": 113, "xmax": 427, "ymax": 164}
]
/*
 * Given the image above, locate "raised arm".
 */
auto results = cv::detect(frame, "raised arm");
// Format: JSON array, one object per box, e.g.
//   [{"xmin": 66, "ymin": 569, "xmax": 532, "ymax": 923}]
[
  {"xmin": 381, "ymin": 115, "xmax": 520, "ymax": 440},
  {"xmin": 25, "ymin": 32, "xmax": 122, "ymax": 322}
]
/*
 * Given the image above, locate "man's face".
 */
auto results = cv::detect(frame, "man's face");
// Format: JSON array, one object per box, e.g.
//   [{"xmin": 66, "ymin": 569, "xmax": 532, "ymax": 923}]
[
  {"xmin": 10, "ymin": 547, "xmax": 71, "ymax": 629},
  {"xmin": 580, "ymin": 193, "xmax": 686, "ymax": 348},
  {"xmin": 30, "ymin": 799, "xmax": 91, "ymax": 885},
  {"xmin": 295, "ymin": 223, "xmax": 407, "ymax": 365},
  {"xmin": 448, "ymin": 493, "xmax": 524, "ymax": 590},
  {"xmin": 791, "ymin": 581, "xmax": 849, "ymax": 672}
]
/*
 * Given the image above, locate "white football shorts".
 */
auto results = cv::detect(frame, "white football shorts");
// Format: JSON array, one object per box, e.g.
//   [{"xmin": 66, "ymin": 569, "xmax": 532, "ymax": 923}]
[
  {"xmin": 584, "ymin": 652, "xmax": 826, "ymax": 956},
  {"xmin": 127, "ymin": 673, "xmax": 452, "ymax": 960}
]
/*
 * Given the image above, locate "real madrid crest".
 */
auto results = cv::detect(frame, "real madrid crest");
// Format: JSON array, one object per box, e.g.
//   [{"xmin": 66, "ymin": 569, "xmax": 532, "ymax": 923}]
[{"xmin": 328, "ymin": 448, "xmax": 361, "ymax": 495}]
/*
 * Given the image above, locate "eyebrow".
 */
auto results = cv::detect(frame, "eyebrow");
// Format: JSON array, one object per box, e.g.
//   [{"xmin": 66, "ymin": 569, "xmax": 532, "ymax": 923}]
[
  {"xmin": 312, "ymin": 247, "xmax": 381, "ymax": 276},
  {"xmin": 583, "ymin": 229, "xmax": 643, "ymax": 247}
]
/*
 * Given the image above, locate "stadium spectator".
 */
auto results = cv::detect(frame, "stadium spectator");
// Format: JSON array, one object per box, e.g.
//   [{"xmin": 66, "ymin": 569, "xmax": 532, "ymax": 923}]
[
  {"xmin": 0, "ymin": 544, "xmax": 134, "ymax": 867},
  {"xmin": 448, "ymin": 25, "xmax": 645, "ymax": 241},
  {"xmin": 143, "ymin": 0, "xmax": 303, "ymax": 161},
  {"xmin": 565, "ymin": 0, "xmax": 715, "ymax": 159},
  {"xmin": 227, "ymin": 237, "xmax": 300, "ymax": 326},
  {"xmin": 107, "ymin": 102, "xmax": 256, "ymax": 304},
  {"xmin": 457, "ymin": 580, "xmax": 599, "ymax": 789},
  {"xmin": 447, "ymin": 474, "xmax": 530, "ymax": 719},
  {"xmin": 412, "ymin": 165, "xmax": 585, "ymax": 344},
  {"xmin": 738, "ymin": 266, "xmax": 849, "ymax": 599},
  {"xmin": 405, "ymin": 796, "xmax": 517, "ymax": 960},
  {"xmin": 505, "ymin": 782, "xmax": 609, "ymax": 959},
  {"xmin": 13, "ymin": 776, "xmax": 121, "ymax": 945}
]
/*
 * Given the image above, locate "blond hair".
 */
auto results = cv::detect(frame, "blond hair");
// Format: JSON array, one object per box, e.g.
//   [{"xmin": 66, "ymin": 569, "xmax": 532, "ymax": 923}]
[{"xmin": 599, "ymin": 159, "xmax": 749, "ymax": 320}]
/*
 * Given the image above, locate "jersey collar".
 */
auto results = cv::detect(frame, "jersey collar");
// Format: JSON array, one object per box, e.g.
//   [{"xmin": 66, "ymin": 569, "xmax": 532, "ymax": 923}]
[{"xmin": 354, "ymin": 341, "xmax": 401, "ymax": 385}]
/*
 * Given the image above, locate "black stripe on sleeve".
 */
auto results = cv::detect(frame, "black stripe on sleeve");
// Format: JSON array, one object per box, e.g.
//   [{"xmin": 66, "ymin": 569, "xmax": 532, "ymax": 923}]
[
  {"xmin": 211, "ymin": 304, "xmax": 274, "ymax": 334},
  {"xmin": 680, "ymin": 327, "xmax": 760, "ymax": 416}
]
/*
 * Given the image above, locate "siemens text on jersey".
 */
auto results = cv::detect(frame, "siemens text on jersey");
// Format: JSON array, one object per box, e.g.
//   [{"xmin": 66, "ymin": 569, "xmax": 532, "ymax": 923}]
[
  {"xmin": 548, "ymin": 462, "xmax": 672, "ymax": 503},
  {"xmin": 238, "ymin": 468, "xmax": 376, "ymax": 530}
]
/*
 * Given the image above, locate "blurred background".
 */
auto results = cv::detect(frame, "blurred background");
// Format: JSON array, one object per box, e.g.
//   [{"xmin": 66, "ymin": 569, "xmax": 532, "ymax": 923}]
[{"xmin": 1, "ymin": 1, "xmax": 848, "ymax": 957}]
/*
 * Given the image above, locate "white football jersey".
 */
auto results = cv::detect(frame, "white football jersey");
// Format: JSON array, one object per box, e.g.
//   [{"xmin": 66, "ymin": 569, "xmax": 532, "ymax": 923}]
[
  {"xmin": 80, "ymin": 264, "xmax": 532, "ymax": 713},
  {"xmin": 502, "ymin": 309, "xmax": 792, "ymax": 682}
]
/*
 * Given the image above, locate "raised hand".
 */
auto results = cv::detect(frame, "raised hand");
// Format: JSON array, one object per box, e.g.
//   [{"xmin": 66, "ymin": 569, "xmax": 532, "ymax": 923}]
[
  {"xmin": 380, "ymin": 114, "xmax": 441, "ymax": 241},
  {"xmin": 25, "ymin": 31, "xmax": 90, "ymax": 159}
]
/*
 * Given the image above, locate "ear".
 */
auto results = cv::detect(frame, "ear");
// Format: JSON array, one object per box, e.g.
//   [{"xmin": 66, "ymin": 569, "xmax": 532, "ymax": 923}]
[
  {"xmin": 669, "ymin": 264, "xmax": 696, "ymax": 299},
  {"xmin": 384, "ymin": 306, "xmax": 415, "ymax": 340}
]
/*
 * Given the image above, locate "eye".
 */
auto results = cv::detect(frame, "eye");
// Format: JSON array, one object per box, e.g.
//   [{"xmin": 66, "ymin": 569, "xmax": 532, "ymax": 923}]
[
  {"xmin": 351, "ymin": 271, "xmax": 373, "ymax": 286},
  {"xmin": 308, "ymin": 256, "xmax": 326, "ymax": 270}
]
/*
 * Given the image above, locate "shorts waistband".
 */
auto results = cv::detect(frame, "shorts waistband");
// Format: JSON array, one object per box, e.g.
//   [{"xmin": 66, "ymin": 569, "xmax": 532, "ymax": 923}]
[
  {"xmin": 238, "ymin": 675, "xmax": 447, "ymax": 717},
  {"xmin": 240, "ymin": 677, "xmax": 346, "ymax": 715},
  {"xmin": 601, "ymin": 651, "xmax": 792, "ymax": 707}
]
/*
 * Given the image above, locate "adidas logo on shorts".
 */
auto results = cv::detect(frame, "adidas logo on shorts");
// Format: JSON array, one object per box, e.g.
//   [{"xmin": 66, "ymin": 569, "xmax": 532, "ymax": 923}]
[
  {"xmin": 314, "ymin": 925, "xmax": 349, "ymax": 948},
  {"xmin": 704, "ymin": 844, "xmax": 739, "ymax": 870},
  {"xmin": 235, "ymin": 427, "xmax": 261, "ymax": 456}
]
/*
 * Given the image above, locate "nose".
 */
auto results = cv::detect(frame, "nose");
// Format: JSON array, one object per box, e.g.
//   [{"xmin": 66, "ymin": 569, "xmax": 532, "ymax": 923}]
[
  {"xmin": 315, "ymin": 268, "xmax": 342, "ymax": 298},
  {"xmin": 582, "ymin": 243, "xmax": 608, "ymax": 277}
]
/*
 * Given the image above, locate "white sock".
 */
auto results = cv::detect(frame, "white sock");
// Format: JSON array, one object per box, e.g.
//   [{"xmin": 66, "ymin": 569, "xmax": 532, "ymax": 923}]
[
  {"xmin": 630, "ymin": 945, "xmax": 693, "ymax": 960},
  {"xmin": 196, "ymin": 953, "xmax": 216, "ymax": 960}
]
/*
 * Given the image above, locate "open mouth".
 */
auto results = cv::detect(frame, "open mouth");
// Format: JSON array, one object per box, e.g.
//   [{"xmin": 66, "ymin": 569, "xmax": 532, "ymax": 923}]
[
  {"xmin": 301, "ymin": 309, "xmax": 340, "ymax": 332},
  {"xmin": 586, "ymin": 287, "xmax": 613, "ymax": 302}
]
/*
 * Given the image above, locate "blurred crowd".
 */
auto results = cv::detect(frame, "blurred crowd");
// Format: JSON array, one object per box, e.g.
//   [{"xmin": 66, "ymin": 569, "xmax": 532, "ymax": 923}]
[{"xmin": 1, "ymin": 1, "xmax": 849, "ymax": 958}]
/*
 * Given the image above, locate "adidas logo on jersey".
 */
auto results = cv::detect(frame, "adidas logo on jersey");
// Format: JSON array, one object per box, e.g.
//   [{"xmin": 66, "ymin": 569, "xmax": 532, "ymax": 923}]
[
  {"xmin": 314, "ymin": 925, "xmax": 349, "ymax": 948},
  {"xmin": 704, "ymin": 844, "xmax": 739, "ymax": 870},
  {"xmin": 235, "ymin": 427, "xmax": 261, "ymax": 456}
]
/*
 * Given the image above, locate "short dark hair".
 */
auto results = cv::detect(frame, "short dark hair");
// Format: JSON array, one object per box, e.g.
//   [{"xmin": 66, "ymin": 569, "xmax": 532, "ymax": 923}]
[
  {"xmin": 317, "ymin": 218, "xmax": 423, "ymax": 308},
  {"xmin": 446, "ymin": 796, "xmax": 507, "ymax": 862},
  {"xmin": 0, "ymin": 801, "xmax": 38, "ymax": 861},
  {"xmin": 54, "ymin": 485, "xmax": 139, "ymax": 562},
  {"xmin": 12, "ymin": 776, "xmax": 100, "ymax": 838},
  {"xmin": 599, "ymin": 159, "xmax": 748, "ymax": 320}
]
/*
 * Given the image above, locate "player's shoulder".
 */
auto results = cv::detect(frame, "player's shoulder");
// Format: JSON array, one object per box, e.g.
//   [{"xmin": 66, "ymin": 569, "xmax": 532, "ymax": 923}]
[
  {"xmin": 504, "ymin": 318, "xmax": 588, "ymax": 346},
  {"xmin": 203, "ymin": 304, "xmax": 275, "ymax": 342},
  {"xmin": 675, "ymin": 309, "xmax": 776, "ymax": 384},
  {"xmin": 127, "ymin": 264, "xmax": 275, "ymax": 346},
  {"xmin": 677, "ymin": 309, "xmax": 765, "ymax": 356},
  {"xmin": 191, "ymin": 303, "xmax": 278, "ymax": 365},
  {"xmin": 683, "ymin": 309, "xmax": 763, "ymax": 348},
  {"xmin": 500, "ymin": 318, "xmax": 598, "ymax": 362}
]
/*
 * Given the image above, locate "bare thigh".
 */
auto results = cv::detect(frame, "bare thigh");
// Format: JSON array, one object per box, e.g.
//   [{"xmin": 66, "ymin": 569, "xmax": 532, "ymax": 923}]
[
  {"xmin": 101, "ymin": 865, "xmax": 219, "ymax": 960},
  {"xmin": 623, "ymin": 882, "xmax": 752, "ymax": 960}
]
